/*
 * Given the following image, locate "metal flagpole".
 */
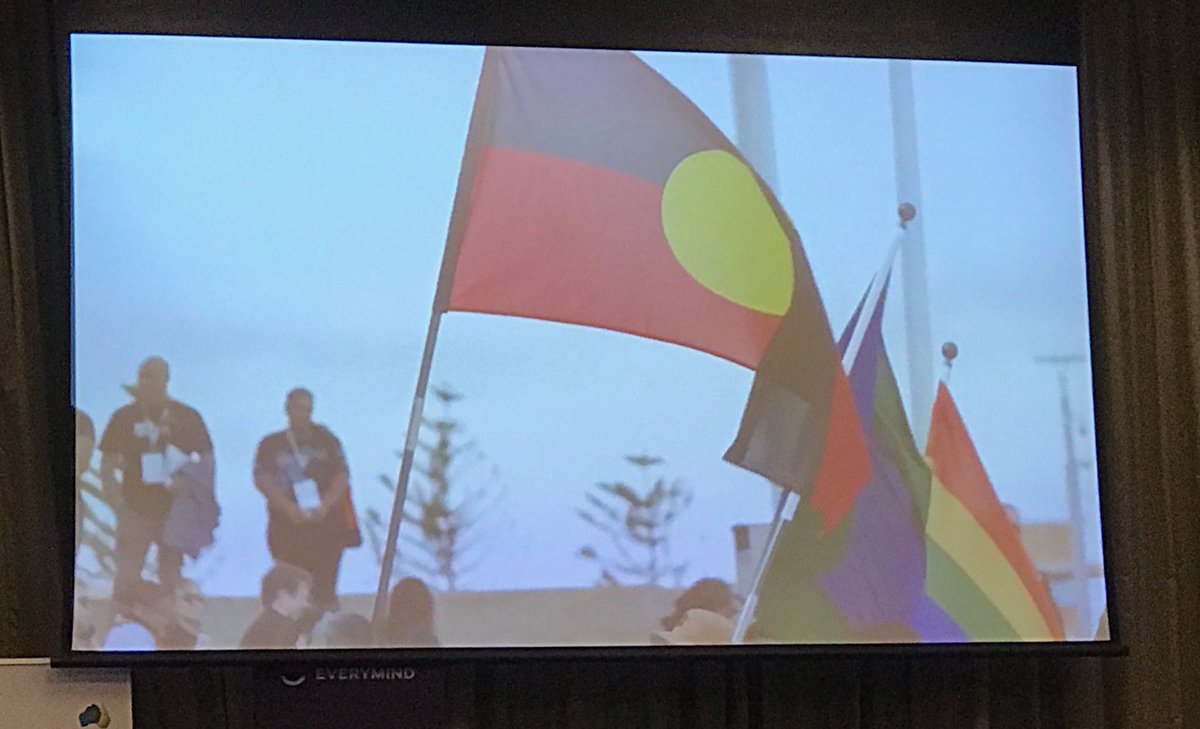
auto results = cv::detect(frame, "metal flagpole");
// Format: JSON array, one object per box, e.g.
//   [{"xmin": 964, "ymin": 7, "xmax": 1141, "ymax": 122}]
[
  {"xmin": 371, "ymin": 50, "xmax": 499, "ymax": 629},
  {"xmin": 729, "ymin": 54, "xmax": 780, "ymax": 192},
  {"xmin": 730, "ymin": 485, "xmax": 795, "ymax": 642},
  {"xmin": 370, "ymin": 312, "xmax": 445, "ymax": 628},
  {"xmin": 729, "ymin": 52, "xmax": 782, "ymax": 513},
  {"xmin": 1036, "ymin": 354, "xmax": 1092, "ymax": 638},
  {"xmin": 888, "ymin": 60, "xmax": 936, "ymax": 450},
  {"xmin": 730, "ymin": 232, "xmax": 904, "ymax": 644}
]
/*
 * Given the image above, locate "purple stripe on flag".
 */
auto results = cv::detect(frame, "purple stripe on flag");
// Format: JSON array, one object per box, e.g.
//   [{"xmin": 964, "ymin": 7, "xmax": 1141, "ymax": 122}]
[
  {"xmin": 840, "ymin": 281, "xmax": 889, "ymax": 441},
  {"xmin": 912, "ymin": 594, "xmax": 971, "ymax": 643},
  {"xmin": 820, "ymin": 438, "xmax": 926, "ymax": 628},
  {"xmin": 821, "ymin": 277, "xmax": 924, "ymax": 630}
]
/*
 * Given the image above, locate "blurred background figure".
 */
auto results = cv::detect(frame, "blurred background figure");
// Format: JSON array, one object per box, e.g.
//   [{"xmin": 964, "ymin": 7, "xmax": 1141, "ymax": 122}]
[
  {"xmin": 240, "ymin": 562, "xmax": 313, "ymax": 649},
  {"xmin": 660, "ymin": 578, "xmax": 741, "ymax": 632},
  {"xmin": 158, "ymin": 578, "xmax": 208, "ymax": 649},
  {"xmin": 654, "ymin": 608, "xmax": 736, "ymax": 645},
  {"xmin": 101, "ymin": 609, "xmax": 157, "ymax": 652},
  {"xmin": 253, "ymin": 388, "xmax": 361, "ymax": 624},
  {"xmin": 101, "ymin": 578, "xmax": 207, "ymax": 650},
  {"xmin": 71, "ymin": 574, "xmax": 107, "ymax": 650},
  {"xmin": 314, "ymin": 611, "xmax": 373, "ymax": 648},
  {"xmin": 383, "ymin": 577, "xmax": 440, "ymax": 647},
  {"xmin": 98, "ymin": 356, "xmax": 215, "ymax": 610}
]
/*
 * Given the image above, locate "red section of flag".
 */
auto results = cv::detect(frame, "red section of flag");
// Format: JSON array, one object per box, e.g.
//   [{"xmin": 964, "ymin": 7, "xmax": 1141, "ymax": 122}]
[
  {"xmin": 926, "ymin": 383, "xmax": 1065, "ymax": 639},
  {"xmin": 808, "ymin": 366, "xmax": 874, "ymax": 534},
  {"xmin": 448, "ymin": 146, "xmax": 780, "ymax": 368}
]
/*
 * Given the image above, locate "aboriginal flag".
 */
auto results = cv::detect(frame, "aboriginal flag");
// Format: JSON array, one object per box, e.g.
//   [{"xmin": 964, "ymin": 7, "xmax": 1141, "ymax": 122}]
[{"xmin": 439, "ymin": 47, "xmax": 869, "ymax": 514}]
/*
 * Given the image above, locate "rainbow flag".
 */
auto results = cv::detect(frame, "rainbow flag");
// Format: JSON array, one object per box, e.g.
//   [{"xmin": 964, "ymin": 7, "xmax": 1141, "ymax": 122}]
[
  {"xmin": 923, "ymin": 383, "xmax": 1065, "ymax": 641},
  {"xmin": 749, "ymin": 274, "xmax": 1062, "ymax": 644}
]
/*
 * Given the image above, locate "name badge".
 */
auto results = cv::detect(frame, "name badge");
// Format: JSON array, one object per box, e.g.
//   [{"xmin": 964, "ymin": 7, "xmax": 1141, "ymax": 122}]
[
  {"xmin": 141, "ymin": 452, "xmax": 167, "ymax": 485},
  {"xmin": 293, "ymin": 478, "xmax": 322, "ymax": 511}
]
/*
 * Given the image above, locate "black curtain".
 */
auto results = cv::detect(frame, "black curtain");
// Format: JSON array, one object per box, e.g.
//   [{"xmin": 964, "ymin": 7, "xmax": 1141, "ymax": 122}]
[
  {"xmin": 1, "ymin": 0, "xmax": 65, "ymax": 658},
  {"xmin": 2, "ymin": 0, "xmax": 1198, "ymax": 726}
]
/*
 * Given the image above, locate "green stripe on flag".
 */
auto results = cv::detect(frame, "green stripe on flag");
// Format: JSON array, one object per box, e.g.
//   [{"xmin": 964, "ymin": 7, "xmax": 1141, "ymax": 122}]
[
  {"xmin": 753, "ymin": 509, "xmax": 856, "ymax": 643},
  {"xmin": 926, "ymin": 541, "xmax": 1021, "ymax": 642},
  {"xmin": 872, "ymin": 349, "xmax": 931, "ymax": 521}
]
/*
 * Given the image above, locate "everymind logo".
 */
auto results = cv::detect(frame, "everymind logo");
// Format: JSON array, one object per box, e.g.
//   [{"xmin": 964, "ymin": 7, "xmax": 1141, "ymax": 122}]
[{"xmin": 316, "ymin": 667, "xmax": 418, "ymax": 681}]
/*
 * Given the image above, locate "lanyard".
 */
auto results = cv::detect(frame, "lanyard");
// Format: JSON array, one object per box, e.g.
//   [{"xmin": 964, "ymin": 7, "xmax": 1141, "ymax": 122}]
[
  {"xmin": 139, "ymin": 402, "xmax": 169, "ymax": 449},
  {"xmin": 285, "ymin": 428, "xmax": 309, "ymax": 465}
]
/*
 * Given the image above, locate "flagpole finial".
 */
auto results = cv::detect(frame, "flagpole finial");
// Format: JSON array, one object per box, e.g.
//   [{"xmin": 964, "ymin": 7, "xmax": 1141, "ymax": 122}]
[
  {"xmin": 898, "ymin": 203, "xmax": 917, "ymax": 229},
  {"xmin": 941, "ymin": 341, "xmax": 958, "ymax": 367}
]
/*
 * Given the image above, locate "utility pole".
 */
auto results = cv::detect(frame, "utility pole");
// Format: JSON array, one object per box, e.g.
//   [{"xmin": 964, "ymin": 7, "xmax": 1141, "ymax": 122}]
[{"xmin": 1035, "ymin": 354, "xmax": 1091, "ymax": 638}]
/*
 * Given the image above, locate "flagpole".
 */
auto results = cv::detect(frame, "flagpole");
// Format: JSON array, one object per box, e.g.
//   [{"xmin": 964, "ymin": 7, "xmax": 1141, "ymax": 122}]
[
  {"xmin": 940, "ymin": 341, "xmax": 958, "ymax": 384},
  {"xmin": 1035, "ymin": 354, "xmax": 1091, "ymax": 638},
  {"xmin": 729, "ymin": 54, "xmax": 780, "ymax": 192},
  {"xmin": 371, "ymin": 49, "xmax": 499, "ymax": 630},
  {"xmin": 730, "ymin": 229, "xmax": 904, "ymax": 644},
  {"xmin": 889, "ymin": 60, "xmax": 935, "ymax": 450},
  {"xmin": 729, "ymin": 52, "xmax": 782, "ymax": 514},
  {"xmin": 730, "ymin": 486, "xmax": 795, "ymax": 642},
  {"xmin": 370, "ymin": 312, "xmax": 444, "ymax": 628}
]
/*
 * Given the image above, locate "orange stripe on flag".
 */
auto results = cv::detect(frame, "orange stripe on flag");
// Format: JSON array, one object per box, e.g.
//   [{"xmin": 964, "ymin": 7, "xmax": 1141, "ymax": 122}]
[
  {"xmin": 809, "ymin": 367, "xmax": 873, "ymax": 534},
  {"xmin": 926, "ymin": 383, "xmax": 1064, "ymax": 639}
]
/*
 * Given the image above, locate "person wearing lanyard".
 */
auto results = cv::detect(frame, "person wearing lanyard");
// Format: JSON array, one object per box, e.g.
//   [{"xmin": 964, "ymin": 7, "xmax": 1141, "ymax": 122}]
[
  {"xmin": 253, "ymin": 387, "xmax": 361, "ymax": 619},
  {"xmin": 98, "ymin": 356, "xmax": 214, "ymax": 609}
]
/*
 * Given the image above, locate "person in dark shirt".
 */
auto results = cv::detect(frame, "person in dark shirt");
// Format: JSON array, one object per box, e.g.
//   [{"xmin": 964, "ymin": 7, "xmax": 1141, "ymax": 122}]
[
  {"xmin": 240, "ymin": 562, "xmax": 313, "ymax": 649},
  {"xmin": 99, "ymin": 356, "xmax": 214, "ymax": 608},
  {"xmin": 253, "ymin": 388, "xmax": 361, "ymax": 618},
  {"xmin": 384, "ymin": 577, "xmax": 440, "ymax": 647}
]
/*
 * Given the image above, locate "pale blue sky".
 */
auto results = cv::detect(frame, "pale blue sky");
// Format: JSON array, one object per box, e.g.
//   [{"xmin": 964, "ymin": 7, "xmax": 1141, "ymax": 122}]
[{"xmin": 71, "ymin": 35, "xmax": 1103, "ymax": 618}]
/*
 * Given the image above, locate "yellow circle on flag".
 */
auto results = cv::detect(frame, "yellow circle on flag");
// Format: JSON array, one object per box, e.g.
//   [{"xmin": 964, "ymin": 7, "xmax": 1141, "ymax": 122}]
[{"xmin": 661, "ymin": 150, "xmax": 794, "ymax": 316}]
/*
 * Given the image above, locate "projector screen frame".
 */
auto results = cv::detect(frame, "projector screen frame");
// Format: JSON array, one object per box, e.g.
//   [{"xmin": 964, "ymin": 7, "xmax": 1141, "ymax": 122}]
[{"xmin": 49, "ymin": 0, "xmax": 1123, "ymax": 666}]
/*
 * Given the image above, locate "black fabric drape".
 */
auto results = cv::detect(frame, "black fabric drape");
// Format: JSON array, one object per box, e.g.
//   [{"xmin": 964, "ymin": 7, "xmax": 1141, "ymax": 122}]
[
  {"xmin": 1076, "ymin": 0, "xmax": 1200, "ymax": 724},
  {"xmin": 2, "ymin": 0, "xmax": 1198, "ymax": 726},
  {"xmin": 0, "ymin": 0, "xmax": 66, "ymax": 659}
]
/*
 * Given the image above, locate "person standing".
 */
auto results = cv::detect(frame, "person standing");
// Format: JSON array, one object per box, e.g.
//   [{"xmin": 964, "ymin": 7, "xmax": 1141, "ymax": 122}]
[
  {"xmin": 99, "ymin": 356, "xmax": 214, "ymax": 608},
  {"xmin": 253, "ymin": 388, "xmax": 361, "ymax": 618}
]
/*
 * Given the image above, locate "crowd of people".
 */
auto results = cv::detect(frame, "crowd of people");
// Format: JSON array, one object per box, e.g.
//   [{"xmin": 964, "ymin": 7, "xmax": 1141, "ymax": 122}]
[
  {"xmin": 74, "ymin": 354, "xmax": 756, "ymax": 651},
  {"xmin": 74, "ymin": 354, "xmax": 439, "ymax": 650},
  {"xmin": 239, "ymin": 569, "xmax": 440, "ymax": 650}
]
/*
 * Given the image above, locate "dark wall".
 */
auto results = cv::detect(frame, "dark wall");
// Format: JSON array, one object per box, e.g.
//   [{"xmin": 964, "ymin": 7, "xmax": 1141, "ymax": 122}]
[{"xmin": 63, "ymin": 0, "xmax": 1079, "ymax": 62}]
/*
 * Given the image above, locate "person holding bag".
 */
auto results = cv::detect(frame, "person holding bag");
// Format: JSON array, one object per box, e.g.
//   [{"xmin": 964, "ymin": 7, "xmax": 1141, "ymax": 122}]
[{"xmin": 253, "ymin": 388, "xmax": 361, "ymax": 620}]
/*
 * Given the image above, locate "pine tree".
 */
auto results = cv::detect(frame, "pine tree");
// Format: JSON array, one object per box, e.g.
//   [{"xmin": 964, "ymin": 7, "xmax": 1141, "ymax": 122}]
[
  {"xmin": 365, "ymin": 385, "xmax": 501, "ymax": 591},
  {"xmin": 577, "ymin": 454, "xmax": 692, "ymax": 587}
]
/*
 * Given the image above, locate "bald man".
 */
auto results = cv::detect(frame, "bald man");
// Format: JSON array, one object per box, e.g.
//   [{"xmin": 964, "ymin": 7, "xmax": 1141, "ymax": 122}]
[{"xmin": 99, "ymin": 356, "xmax": 213, "ymax": 608}]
